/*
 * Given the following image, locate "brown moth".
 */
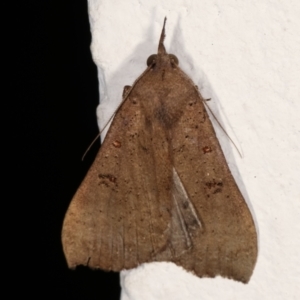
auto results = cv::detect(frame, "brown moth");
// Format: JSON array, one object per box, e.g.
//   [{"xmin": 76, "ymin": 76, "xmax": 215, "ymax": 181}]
[{"xmin": 62, "ymin": 18, "xmax": 257, "ymax": 283}]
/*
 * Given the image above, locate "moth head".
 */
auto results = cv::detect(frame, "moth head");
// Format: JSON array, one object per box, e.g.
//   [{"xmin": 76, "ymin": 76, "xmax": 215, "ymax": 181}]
[{"xmin": 146, "ymin": 54, "xmax": 179, "ymax": 67}]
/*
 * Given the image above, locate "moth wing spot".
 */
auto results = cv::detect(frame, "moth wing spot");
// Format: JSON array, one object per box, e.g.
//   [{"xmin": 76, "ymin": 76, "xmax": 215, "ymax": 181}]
[
  {"xmin": 202, "ymin": 146, "xmax": 212, "ymax": 154},
  {"xmin": 98, "ymin": 174, "xmax": 117, "ymax": 186},
  {"xmin": 213, "ymin": 188, "xmax": 222, "ymax": 194},
  {"xmin": 112, "ymin": 140, "xmax": 121, "ymax": 148}
]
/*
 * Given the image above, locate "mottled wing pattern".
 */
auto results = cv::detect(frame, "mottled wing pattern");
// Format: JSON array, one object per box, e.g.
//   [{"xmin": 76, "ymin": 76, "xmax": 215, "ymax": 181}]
[
  {"xmin": 169, "ymin": 69, "xmax": 257, "ymax": 282},
  {"xmin": 62, "ymin": 89, "xmax": 176, "ymax": 271}
]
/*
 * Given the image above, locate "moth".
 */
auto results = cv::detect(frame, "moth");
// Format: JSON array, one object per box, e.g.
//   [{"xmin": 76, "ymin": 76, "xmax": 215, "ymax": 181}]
[{"xmin": 62, "ymin": 18, "xmax": 257, "ymax": 283}]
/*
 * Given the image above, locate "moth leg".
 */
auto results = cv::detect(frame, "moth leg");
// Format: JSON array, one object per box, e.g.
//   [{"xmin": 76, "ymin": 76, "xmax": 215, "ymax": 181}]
[
  {"xmin": 122, "ymin": 85, "xmax": 131, "ymax": 99},
  {"xmin": 194, "ymin": 86, "xmax": 210, "ymax": 101}
]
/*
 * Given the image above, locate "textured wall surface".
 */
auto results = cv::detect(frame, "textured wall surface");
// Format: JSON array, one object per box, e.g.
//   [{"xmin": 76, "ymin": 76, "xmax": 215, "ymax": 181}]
[{"xmin": 87, "ymin": 1, "xmax": 300, "ymax": 299}]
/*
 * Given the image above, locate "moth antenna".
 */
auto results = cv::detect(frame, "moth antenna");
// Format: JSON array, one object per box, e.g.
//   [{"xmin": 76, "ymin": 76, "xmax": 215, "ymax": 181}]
[
  {"xmin": 202, "ymin": 98, "xmax": 243, "ymax": 158},
  {"xmin": 82, "ymin": 64, "xmax": 154, "ymax": 160},
  {"xmin": 158, "ymin": 17, "xmax": 167, "ymax": 55},
  {"xmin": 83, "ymin": 18, "xmax": 171, "ymax": 160},
  {"xmin": 81, "ymin": 132, "xmax": 101, "ymax": 161}
]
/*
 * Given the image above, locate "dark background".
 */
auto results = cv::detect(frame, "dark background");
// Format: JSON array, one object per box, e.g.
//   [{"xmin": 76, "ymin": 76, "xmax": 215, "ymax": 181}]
[{"xmin": 19, "ymin": 1, "xmax": 121, "ymax": 298}]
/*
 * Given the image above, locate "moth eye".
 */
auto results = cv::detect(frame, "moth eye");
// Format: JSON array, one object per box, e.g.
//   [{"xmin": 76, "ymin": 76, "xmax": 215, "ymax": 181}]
[
  {"xmin": 147, "ymin": 54, "xmax": 157, "ymax": 66},
  {"xmin": 169, "ymin": 54, "xmax": 179, "ymax": 66}
]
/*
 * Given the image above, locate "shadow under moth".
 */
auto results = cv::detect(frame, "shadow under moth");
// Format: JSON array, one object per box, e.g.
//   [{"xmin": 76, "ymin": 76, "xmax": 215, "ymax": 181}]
[{"xmin": 62, "ymin": 18, "xmax": 257, "ymax": 283}]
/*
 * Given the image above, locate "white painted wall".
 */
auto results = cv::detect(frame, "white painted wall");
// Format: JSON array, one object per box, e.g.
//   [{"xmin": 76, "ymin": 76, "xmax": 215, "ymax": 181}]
[{"xmin": 87, "ymin": 1, "xmax": 300, "ymax": 299}]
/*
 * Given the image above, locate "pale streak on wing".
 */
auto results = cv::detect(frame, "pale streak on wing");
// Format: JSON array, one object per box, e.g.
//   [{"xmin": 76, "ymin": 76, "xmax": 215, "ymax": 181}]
[
  {"xmin": 172, "ymin": 167, "xmax": 202, "ymax": 230},
  {"xmin": 169, "ymin": 167, "xmax": 202, "ymax": 257}
]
